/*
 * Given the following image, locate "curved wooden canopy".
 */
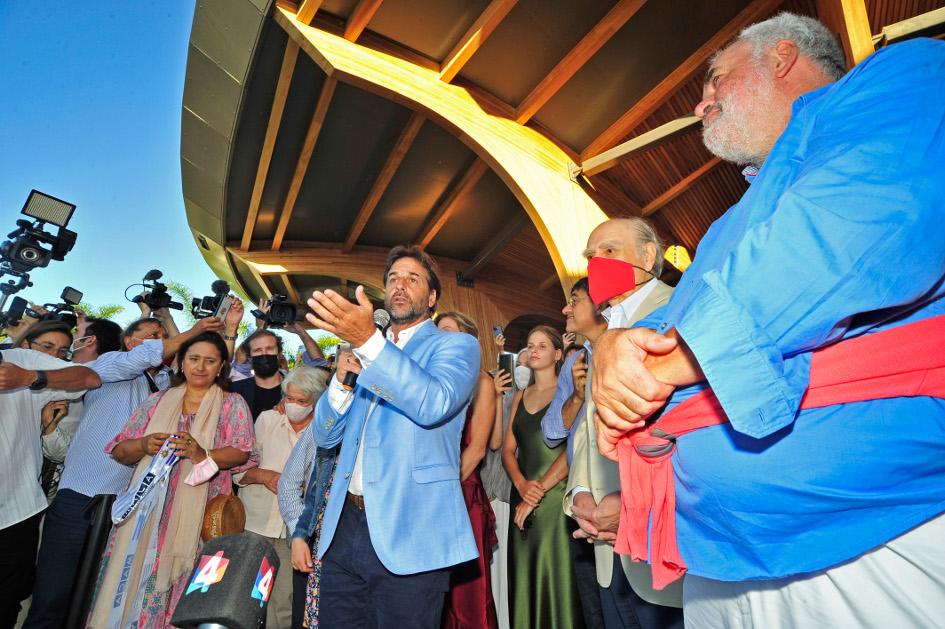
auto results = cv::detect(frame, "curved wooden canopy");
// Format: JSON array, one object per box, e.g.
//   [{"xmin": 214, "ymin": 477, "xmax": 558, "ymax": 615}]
[{"xmin": 180, "ymin": 0, "xmax": 939, "ymax": 358}]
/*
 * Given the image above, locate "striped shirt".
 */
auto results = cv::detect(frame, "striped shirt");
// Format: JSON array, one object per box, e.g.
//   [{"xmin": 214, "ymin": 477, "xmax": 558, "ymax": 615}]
[
  {"xmin": 277, "ymin": 431, "xmax": 316, "ymax": 536},
  {"xmin": 58, "ymin": 340, "xmax": 171, "ymax": 497},
  {"xmin": 0, "ymin": 349, "xmax": 87, "ymax": 529}
]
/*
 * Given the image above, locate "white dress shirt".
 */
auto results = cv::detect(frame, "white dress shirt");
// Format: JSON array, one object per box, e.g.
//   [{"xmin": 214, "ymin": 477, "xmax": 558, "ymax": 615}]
[
  {"xmin": 327, "ymin": 319, "xmax": 427, "ymax": 495},
  {"xmin": 572, "ymin": 280, "xmax": 659, "ymax": 500},
  {"xmin": 0, "ymin": 349, "xmax": 87, "ymax": 529},
  {"xmin": 600, "ymin": 278, "xmax": 658, "ymax": 331}
]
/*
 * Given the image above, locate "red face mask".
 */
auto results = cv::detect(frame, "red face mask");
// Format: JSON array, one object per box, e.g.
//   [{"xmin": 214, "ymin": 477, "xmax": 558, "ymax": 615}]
[{"xmin": 587, "ymin": 256, "xmax": 650, "ymax": 306}]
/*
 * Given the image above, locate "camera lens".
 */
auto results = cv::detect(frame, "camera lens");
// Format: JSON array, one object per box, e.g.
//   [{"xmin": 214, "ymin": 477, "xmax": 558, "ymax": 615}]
[{"xmin": 19, "ymin": 246, "xmax": 41, "ymax": 262}]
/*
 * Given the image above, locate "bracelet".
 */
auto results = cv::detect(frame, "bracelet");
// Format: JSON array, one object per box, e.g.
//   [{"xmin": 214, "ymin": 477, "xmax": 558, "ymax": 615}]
[
  {"xmin": 222, "ymin": 333, "xmax": 237, "ymax": 341},
  {"xmin": 205, "ymin": 447, "xmax": 214, "ymax": 462}
]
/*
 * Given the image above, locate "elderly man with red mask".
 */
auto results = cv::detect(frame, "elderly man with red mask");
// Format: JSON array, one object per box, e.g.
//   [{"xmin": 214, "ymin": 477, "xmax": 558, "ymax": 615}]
[{"xmin": 592, "ymin": 12, "xmax": 945, "ymax": 627}]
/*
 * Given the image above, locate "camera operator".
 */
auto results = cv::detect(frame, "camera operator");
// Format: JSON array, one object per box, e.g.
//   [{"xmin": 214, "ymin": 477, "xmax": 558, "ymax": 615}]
[
  {"xmin": 0, "ymin": 344, "xmax": 100, "ymax": 627},
  {"xmin": 24, "ymin": 308, "xmax": 239, "ymax": 629},
  {"xmin": 254, "ymin": 297, "xmax": 329, "ymax": 368},
  {"xmin": 134, "ymin": 289, "xmax": 181, "ymax": 337},
  {"xmin": 11, "ymin": 321, "xmax": 84, "ymax": 496}
]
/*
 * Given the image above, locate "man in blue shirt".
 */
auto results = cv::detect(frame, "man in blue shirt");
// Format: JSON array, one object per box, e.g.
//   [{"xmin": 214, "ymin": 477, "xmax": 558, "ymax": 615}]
[{"xmin": 592, "ymin": 13, "xmax": 945, "ymax": 626}]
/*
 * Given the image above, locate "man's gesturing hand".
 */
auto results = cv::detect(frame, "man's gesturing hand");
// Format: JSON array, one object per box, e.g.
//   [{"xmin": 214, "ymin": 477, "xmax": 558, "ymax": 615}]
[
  {"xmin": 592, "ymin": 328, "xmax": 676, "ymax": 461},
  {"xmin": 306, "ymin": 285, "xmax": 375, "ymax": 348}
]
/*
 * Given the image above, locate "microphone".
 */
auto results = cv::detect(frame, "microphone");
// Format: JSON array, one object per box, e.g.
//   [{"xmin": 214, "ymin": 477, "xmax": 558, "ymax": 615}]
[
  {"xmin": 342, "ymin": 309, "xmax": 391, "ymax": 390},
  {"xmin": 170, "ymin": 532, "xmax": 280, "ymax": 629},
  {"xmin": 373, "ymin": 308, "xmax": 391, "ymax": 330}
]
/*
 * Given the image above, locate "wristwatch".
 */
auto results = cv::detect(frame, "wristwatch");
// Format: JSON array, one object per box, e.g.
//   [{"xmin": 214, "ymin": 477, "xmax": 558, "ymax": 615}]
[
  {"xmin": 29, "ymin": 370, "xmax": 49, "ymax": 391},
  {"xmin": 222, "ymin": 333, "xmax": 238, "ymax": 341}
]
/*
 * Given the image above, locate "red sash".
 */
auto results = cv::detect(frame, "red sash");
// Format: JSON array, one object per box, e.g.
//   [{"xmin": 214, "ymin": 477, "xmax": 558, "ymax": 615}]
[{"xmin": 614, "ymin": 315, "xmax": 945, "ymax": 590}]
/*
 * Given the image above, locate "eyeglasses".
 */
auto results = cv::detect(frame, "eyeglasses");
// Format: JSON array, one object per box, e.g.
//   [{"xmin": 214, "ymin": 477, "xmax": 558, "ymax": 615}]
[{"xmin": 29, "ymin": 341, "xmax": 72, "ymax": 360}]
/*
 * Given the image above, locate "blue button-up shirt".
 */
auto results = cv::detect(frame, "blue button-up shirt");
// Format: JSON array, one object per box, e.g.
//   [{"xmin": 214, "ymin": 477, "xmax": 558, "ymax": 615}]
[
  {"xmin": 635, "ymin": 40, "xmax": 945, "ymax": 581},
  {"xmin": 541, "ymin": 343, "xmax": 591, "ymax": 465},
  {"xmin": 58, "ymin": 340, "xmax": 171, "ymax": 497}
]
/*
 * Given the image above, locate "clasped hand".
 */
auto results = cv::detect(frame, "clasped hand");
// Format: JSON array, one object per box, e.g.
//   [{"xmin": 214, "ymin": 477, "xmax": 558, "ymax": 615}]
[{"xmin": 591, "ymin": 328, "xmax": 677, "ymax": 461}]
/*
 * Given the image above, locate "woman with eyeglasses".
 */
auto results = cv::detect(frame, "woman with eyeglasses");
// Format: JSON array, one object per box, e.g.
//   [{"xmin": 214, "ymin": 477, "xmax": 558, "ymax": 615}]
[{"xmin": 14, "ymin": 321, "xmax": 82, "ymax": 497}]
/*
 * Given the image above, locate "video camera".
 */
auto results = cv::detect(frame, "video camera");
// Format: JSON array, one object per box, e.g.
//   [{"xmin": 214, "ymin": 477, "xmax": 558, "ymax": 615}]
[
  {"xmin": 251, "ymin": 294, "xmax": 297, "ymax": 329},
  {"xmin": 0, "ymin": 190, "xmax": 78, "ymax": 328},
  {"xmin": 191, "ymin": 280, "xmax": 233, "ymax": 320},
  {"xmin": 129, "ymin": 270, "xmax": 184, "ymax": 312},
  {"xmin": 29, "ymin": 286, "xmax": 84, "ymax": 328}
]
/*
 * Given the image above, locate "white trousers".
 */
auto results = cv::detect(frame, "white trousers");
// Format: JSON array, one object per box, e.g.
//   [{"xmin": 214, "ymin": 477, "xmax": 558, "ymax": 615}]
[
  {"xmin": 683, "ymin": 512, "xmax": 945, "ymax": 628},
  {"xmin": 490, "ymin": 499, "xmax": 510, "ymax": 629}
]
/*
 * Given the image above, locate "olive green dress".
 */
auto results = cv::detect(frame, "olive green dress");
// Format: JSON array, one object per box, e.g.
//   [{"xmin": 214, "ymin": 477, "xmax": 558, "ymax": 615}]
[{"xmin": 507, "ymin": 399, "xmax": 585, "ymax": 629}]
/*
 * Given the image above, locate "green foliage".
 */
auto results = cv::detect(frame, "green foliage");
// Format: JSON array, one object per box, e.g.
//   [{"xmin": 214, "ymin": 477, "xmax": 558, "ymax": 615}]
[
  {"xmin": 316, "ymin": 335, "xmax": 342, "ymax": 354},
  {"xmin": 77, "ymin": 303, "xmax": 126, "ymax": 321},
  {"xmin": 164, "ymin": 281, "xmax": 197, "ymax": 326}
]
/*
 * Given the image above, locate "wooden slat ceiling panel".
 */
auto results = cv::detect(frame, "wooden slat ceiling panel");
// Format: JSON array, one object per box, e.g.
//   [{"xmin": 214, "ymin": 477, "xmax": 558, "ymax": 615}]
[
  {"xmin": 480, "ymin": 221, "xmax": 558, "ymax": 284},
  {"xmin": 659, "ymin": 163, "xmax": 747, "ymax": 251},
  {"xmin": 866, "ymin": 0, "xmax": 945, "ymax": 35}
]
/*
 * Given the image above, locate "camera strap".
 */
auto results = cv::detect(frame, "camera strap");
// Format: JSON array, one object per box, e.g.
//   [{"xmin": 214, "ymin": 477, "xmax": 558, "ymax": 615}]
[{"xmin": 144, "ymin": 371, "xmax": 159, "ymax": 394}]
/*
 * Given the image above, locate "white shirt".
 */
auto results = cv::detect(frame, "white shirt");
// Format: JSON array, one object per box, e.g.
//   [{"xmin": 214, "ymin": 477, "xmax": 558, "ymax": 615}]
[
  {"xmin": 0, "ymin": 349, "xmax": 87, "ymax": 529},
  {"xmin": 234, "ymin": 409, "xmax": 307, "ymax": 538},
  {"xmin": 573, "ymin": 280, "xmax": 659, "ymax": 500},
  {"xmin": 601, "ymin": 279, "xmax": 658, "ymax": 330},
  {"xmin": 327, "ymin": 319, "xmax": 428, "ymax": 495}
]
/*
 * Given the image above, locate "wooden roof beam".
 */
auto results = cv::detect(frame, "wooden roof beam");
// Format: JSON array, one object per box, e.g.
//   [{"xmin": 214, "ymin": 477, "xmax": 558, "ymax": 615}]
[
  {"xmin": 343, "ymin": 112, "xmax": 425, "ymax": 253},
  {"xmin": 516, "ymin": 0, "xmax": 647, "ymax": 124},
  {"xmin": 874, "ymin": 7, "xmax": 945, "ymax": 46},
  {"xmin": 415, "ymin": 159, "xmax": 489, "ymax": 249},
  {"xmin": 344, "ymin": 0, "xmax": 383, "ymax": 42},
  {"xmin": 574, "ymin": 115, "xmax": 700, "ymax": 177},
  {"xmin": 241, "ymin": 41, "xmax": 299, "ymax": 251},
  {"xmin": 641, "ymin": 156, "xmax": 722, "ymax": 216},
  {"xmin": 538, "ymin": 273, "xmax": 560, "ymax": 292},
  {"xmin": 816, "ymin": 0, "xmax": 874, "ymax": 67},
  {"xmin": 460, "ymin": 213, "xmax": 529, "ymax": 281},
  {"xmin": 581, "ymin": 0, "xmax": 782, "ymax": 161},
  {"xmin": 272, "ymin": 77, "xmax": 337, "ymax": 251},
  {"xmin": 440, "ymin": 0, "xmax": 519, "ymax": 82},
  {"xmin": 296, "ymin": 0, "xmax": 324, "ymax": 25},
  {"xmin": 279, "ymin": 273, "xmax": 302, "ymax": 304}
]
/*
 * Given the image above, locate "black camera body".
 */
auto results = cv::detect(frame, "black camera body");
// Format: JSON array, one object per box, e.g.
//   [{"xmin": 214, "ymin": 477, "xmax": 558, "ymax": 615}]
[
  {"xmin": 191, "ymin": 280, "xmax": 231, "ymax": 319},
  {"xmin": 32, "ymin": 286, "xmax": 84, "ymax": 328},
  {"xmin": 0, "ymin": 219, "xmax": 77, "ymax": 275},
  {"xmin": 251, "ymin": 294, "xmax": 297, "ymax": 329},
  {"xmin": 132, "ymin": 270, "xmax": 184, "ymax": 312}
]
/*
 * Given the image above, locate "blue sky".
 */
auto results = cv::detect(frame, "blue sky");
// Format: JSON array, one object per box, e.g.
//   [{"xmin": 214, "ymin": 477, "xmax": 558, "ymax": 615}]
[{"xmin": 0, "ymin": 1, "xmax": 230, "ymax": 328}]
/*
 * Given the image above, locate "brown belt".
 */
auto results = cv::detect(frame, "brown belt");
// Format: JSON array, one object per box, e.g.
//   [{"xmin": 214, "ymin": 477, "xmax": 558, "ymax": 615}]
[{"xmin": 346, "ymin": 492, "xmax": 365, "ymax": 511}]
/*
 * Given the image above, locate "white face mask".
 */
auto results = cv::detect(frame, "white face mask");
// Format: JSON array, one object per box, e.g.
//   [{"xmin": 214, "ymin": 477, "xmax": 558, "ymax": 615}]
[
  {"xmin": 513, "ymin": 365, "xmax": 532, "ymax": 390},
  {"xmin": 70, "ymin": 335, "xmax": 94, "ymax": 353},
  {"xmin": 284, "ymin": 402, "xmax": 313, "ymax": 422}
]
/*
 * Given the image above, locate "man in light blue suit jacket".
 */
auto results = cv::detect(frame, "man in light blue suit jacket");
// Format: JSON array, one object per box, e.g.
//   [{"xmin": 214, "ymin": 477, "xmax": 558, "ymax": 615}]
[{"xmin": 305, "ymin": 245, "xmax": 480, "ymax": 628}]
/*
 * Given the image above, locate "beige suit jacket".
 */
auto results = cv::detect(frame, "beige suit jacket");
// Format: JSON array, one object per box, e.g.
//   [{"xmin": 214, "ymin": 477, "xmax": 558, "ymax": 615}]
[{"xmin": 563, "ymin": 280, "xmax": 683, "ymax": 607}]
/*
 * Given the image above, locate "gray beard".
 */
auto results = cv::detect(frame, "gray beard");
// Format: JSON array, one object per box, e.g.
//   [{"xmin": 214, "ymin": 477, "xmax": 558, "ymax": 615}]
[{"xmin": 701, "ymin": 66, "xmax": 776, "ymax": 166}]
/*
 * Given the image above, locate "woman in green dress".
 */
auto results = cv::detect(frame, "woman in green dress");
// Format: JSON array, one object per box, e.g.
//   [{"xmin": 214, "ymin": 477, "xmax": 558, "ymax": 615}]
[{"xmin": 502, "ymin": 325, "xmax": 584, "ymax": 629}]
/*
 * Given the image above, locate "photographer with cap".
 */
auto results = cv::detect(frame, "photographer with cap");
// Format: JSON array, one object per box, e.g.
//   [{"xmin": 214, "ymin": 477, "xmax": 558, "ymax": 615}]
[{"xmin": 25, "ymin": 303, "xmax": 244, "ymax": 629}]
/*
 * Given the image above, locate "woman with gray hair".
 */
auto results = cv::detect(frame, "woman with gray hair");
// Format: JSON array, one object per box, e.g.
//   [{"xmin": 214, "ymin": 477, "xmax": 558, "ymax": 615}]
[{"xmin": 234, "ymin": 365, "xmax": 327, "ymax": 629}]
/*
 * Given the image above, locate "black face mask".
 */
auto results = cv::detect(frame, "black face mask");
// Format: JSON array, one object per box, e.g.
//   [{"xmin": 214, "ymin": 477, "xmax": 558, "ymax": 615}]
[{"xmin": 251, "ymin": 354, "xmax": 280, "ymax": 378}]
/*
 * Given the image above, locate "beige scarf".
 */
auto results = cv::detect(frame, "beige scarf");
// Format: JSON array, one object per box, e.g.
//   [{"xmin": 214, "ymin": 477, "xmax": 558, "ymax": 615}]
[{"xmin": 88, "ymin": 383, "xmax": 224, "ymax": 627}]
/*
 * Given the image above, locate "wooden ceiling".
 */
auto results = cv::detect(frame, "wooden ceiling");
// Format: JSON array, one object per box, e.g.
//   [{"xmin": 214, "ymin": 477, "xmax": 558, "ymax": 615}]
[{"xmin": 181, "ymin": 0, "xmax": 944, "ymax": 319}]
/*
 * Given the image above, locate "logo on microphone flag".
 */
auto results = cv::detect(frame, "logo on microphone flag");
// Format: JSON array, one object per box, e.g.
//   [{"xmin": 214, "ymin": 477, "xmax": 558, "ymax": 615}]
[
  {"xmin": 251, "ymin": 556, "xmax": 275, "ymax": 607},
  {"xmin": 185, "ymin": 550, "xmax": 230, "ymax": 595}
]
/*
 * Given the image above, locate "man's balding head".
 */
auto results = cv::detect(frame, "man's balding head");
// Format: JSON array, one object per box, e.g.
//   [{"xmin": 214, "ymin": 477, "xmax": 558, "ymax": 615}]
[
  {"xmin": 584, "ymin": 217, "xmax": 663, "ymax": 279},
  {"xmin": 695, "ymin": 13, "xmax": 844, "ymax": 166}
]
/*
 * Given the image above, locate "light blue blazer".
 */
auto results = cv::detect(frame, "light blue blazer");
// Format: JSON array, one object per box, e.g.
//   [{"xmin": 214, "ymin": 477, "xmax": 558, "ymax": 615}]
[{"xmin": 311, "ymin": 319, "xmax": 481, "ymax": 574}]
